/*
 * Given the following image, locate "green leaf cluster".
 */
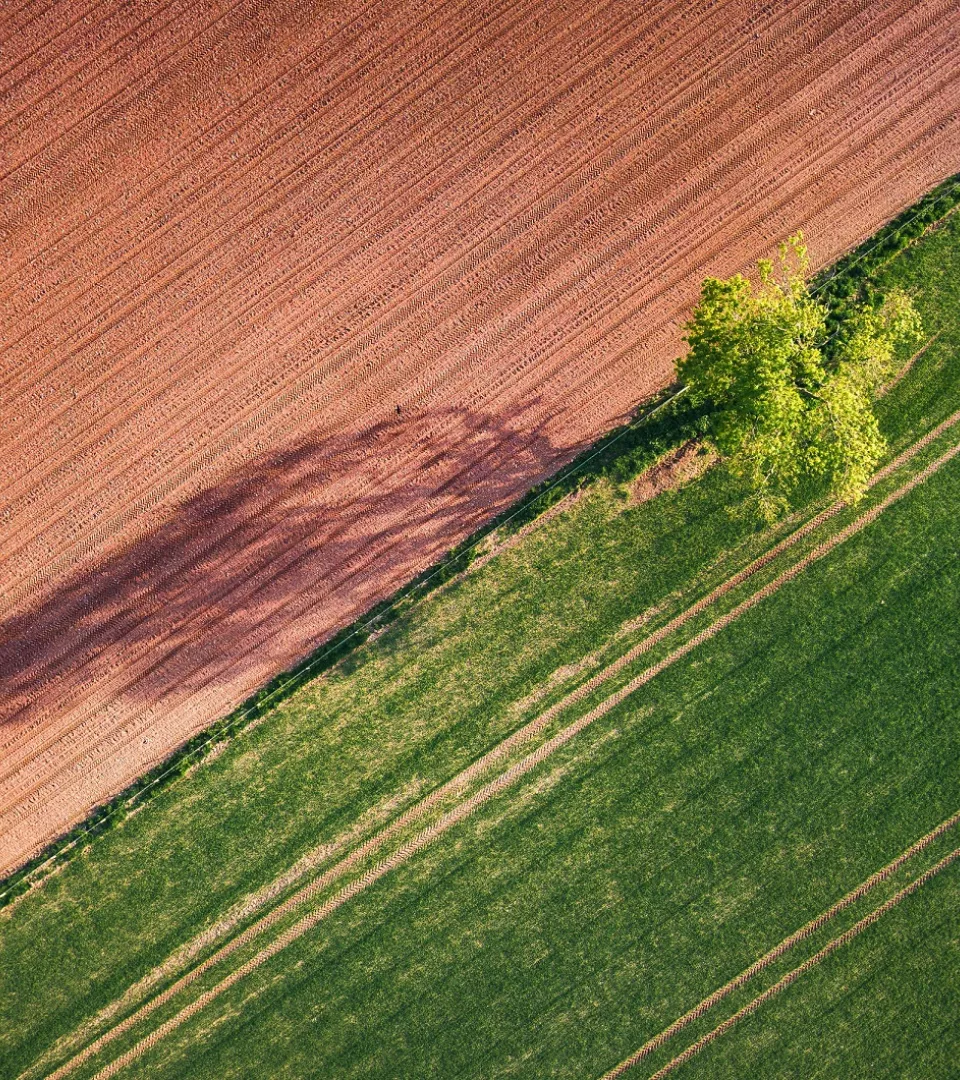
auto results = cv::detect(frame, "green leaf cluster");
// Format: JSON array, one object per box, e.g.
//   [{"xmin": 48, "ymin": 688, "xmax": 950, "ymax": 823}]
[{"xmin": 678, "ymin": 234, "xmax": 922, "ymax": 519}]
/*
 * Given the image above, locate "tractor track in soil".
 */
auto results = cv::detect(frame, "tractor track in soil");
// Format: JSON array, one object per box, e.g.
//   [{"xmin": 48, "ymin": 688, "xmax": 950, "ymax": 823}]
[
  {"xmin": 1, "ymin": 0, "xmax": 958, "ymax": 872},
  {"xmin": 0, "ymin": 2, "xmax": 945, "ymax": 600}
]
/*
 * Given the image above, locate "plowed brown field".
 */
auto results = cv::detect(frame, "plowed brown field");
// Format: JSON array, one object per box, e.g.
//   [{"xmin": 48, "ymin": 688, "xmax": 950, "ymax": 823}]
[{"xmin": 1, "ymin": 0, "xmax": 958, "ymax": 874}]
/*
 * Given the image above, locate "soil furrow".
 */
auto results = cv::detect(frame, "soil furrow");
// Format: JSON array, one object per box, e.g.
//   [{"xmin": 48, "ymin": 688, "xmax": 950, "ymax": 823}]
[
  {"xmin": 2, "ymin": 0, "xmax": 956, "ymax": 873},
  {"xmin": 0, "ymin": 0, "xmax": 907, "ymax": 570}
]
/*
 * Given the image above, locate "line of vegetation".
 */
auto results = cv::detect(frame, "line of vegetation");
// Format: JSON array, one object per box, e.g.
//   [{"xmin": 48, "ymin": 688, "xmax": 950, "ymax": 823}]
[
  {"xmin": 5, "ymin": 192, "xmax": 960, "ymax": 1080},
  {"xmin": 815, "ymin": 171, "xmax": 960, "ymax": 329},
  {"xmin": 2, "ymin": 173, "xmax": 957, "ymax": 909}
]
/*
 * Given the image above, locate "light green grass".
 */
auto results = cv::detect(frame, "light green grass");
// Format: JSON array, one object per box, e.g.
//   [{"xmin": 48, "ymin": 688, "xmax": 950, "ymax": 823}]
[
  {"xmin": 83, "ymin": 438, "xmax": 960, "ymax": 1079},
  {"xmin": 2, "ymin": 210, "xmax": 960, "ymax": 1080}
]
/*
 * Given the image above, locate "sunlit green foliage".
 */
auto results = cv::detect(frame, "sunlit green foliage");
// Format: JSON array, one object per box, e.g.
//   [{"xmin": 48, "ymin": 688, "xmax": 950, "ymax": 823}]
[{"xmin": 679, "ymin": 235, "xmax": 923, "ymax": 518}]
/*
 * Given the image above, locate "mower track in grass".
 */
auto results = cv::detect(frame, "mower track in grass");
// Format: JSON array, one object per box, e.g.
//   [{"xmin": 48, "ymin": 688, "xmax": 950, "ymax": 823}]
[{"xmin": 35, "ymin": 417, "xmax": 960, "ymax": 1080}]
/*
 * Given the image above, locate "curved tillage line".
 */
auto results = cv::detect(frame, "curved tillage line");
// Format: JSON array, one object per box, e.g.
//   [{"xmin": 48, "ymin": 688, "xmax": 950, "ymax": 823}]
[
  {"xmin": 0, "ymin": 0, "xmax": 109, "ymax": 87},
  {"xmin": 0, "ymin": 0, "xmax": 907, "ymax": 578},
  {"xmin": 40, "ymin": 439, "xmax": 960, "ymax": 1080},
  {"xmin": 9, "ymin": 2, "xmax": 945, "ymax": 583},
  {"xmin": 0, "ymin": 0, "xmax": 696, "ymax": 492},
  {"xmin": 0, "ymin": 0, "xmax": 498, "ymax": 373},
  {"xmin": 0, "ymin": 0, "xmax": 609, "ymax": 444},
  {"xmin": 0, "ymin": 0, "xmax": 257, "ymax": 184},
  {"xmin": 3, "ymin": 95, "xmax": 954, "ymax": 825},
  {"xmin": 635, "ymin": 848, "xmax": 960, "ymax": 1080},
  {"xmin": 0, "ymin": 0, "xmax": 859, "ymax": 717},
  {"xmin": 0, "ymin": 0, "xmax": 190, "ymax": 120},
  {"xmin": 599, "ymin": 811, "xmax": 960, "ymax": 1078}
]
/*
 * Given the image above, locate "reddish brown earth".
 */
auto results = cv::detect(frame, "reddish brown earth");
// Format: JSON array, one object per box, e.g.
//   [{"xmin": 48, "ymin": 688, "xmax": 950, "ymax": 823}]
[{"xmin": 1, "ymin": 0, "xmax": 958, "ymax": 874}]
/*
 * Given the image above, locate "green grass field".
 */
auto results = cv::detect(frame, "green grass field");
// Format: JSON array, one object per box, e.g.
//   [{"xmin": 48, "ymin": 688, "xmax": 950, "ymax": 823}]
[
  {"xmin": 2, "ymin": 203, "xmax": 959, "ymax": 1080},
  {"xmin": 678, "ymin": 868, "xmax": 960, "ymax": 1080}
]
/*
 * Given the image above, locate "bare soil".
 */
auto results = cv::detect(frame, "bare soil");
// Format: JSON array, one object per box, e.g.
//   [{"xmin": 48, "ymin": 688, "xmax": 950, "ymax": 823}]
[
  {"xmin": 630, "ymin": 440, "xmax": 718, "ymax": 504},
  {"xmin": 1, "ymin": 0, "xmax": 958, "ymax": 872}
]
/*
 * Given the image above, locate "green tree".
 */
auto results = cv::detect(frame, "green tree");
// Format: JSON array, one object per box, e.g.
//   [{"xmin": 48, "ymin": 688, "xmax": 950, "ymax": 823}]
[{"xmin": 678, "ymin": 234, "xmax": 922, "ymax": 520}]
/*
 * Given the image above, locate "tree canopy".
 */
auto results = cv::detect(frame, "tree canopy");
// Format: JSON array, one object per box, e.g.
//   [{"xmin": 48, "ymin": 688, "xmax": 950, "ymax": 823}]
[{"xmin": 677, "ymin": 234, "xmax": 923, "ymax": 520}]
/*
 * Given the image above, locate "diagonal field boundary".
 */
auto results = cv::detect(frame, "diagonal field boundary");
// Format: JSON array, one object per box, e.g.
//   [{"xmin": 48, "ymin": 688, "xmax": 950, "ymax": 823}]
[
  {"xmin": 8, "ymin": 170, "xmax": 959, "ymax": 896},
  {"xmin": 7, "ymin": 384, "xmax": 956, "ymax": 913},
  {"xmin": 41, "ymin": 434, "xmax": 960, "ymax": 1080},
  {"xmin": 635, "ymin": 846, "xmax": 960, "ymax": 1080},
  {"xmin": 22, "ymin": 412, "xmax": 957, "ymax": 1080},
  {"xmin": 0, "ymin": 386, "xmax": 687, "ymax": 910},
  {"xmin": 599, "ymin": 810, "xmax": 960, "ymax": 1079}
]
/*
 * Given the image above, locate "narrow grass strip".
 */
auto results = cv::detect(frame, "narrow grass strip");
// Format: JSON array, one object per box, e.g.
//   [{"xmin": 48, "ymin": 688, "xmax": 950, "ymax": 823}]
[
  {"xmin": 51, "ymin": 436, "xmax": 960, "ymax": 1080},
  {"xmin": 637, "ymin": 847, "xmax": 960, "ymax": 1080},
  {"xmin": 598, "ymin": 809, "xmax": 960, "ymax": 1079}
]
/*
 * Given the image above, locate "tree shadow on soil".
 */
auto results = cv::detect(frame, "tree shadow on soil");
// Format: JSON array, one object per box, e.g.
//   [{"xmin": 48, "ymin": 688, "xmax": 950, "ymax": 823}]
[{"xmin": 0, "ymin": 400, "xmax": 578, "ymax": 743}]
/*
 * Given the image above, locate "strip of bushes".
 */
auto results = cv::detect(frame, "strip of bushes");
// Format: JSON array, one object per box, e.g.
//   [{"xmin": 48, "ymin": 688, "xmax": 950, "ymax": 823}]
[
  {"xmin": 3, "ymin": 174, "xmax": 958, "ymax": 908},
  {"xmin": 817, "ymin": 171, "xmax": 960, "ymax": 349}
]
